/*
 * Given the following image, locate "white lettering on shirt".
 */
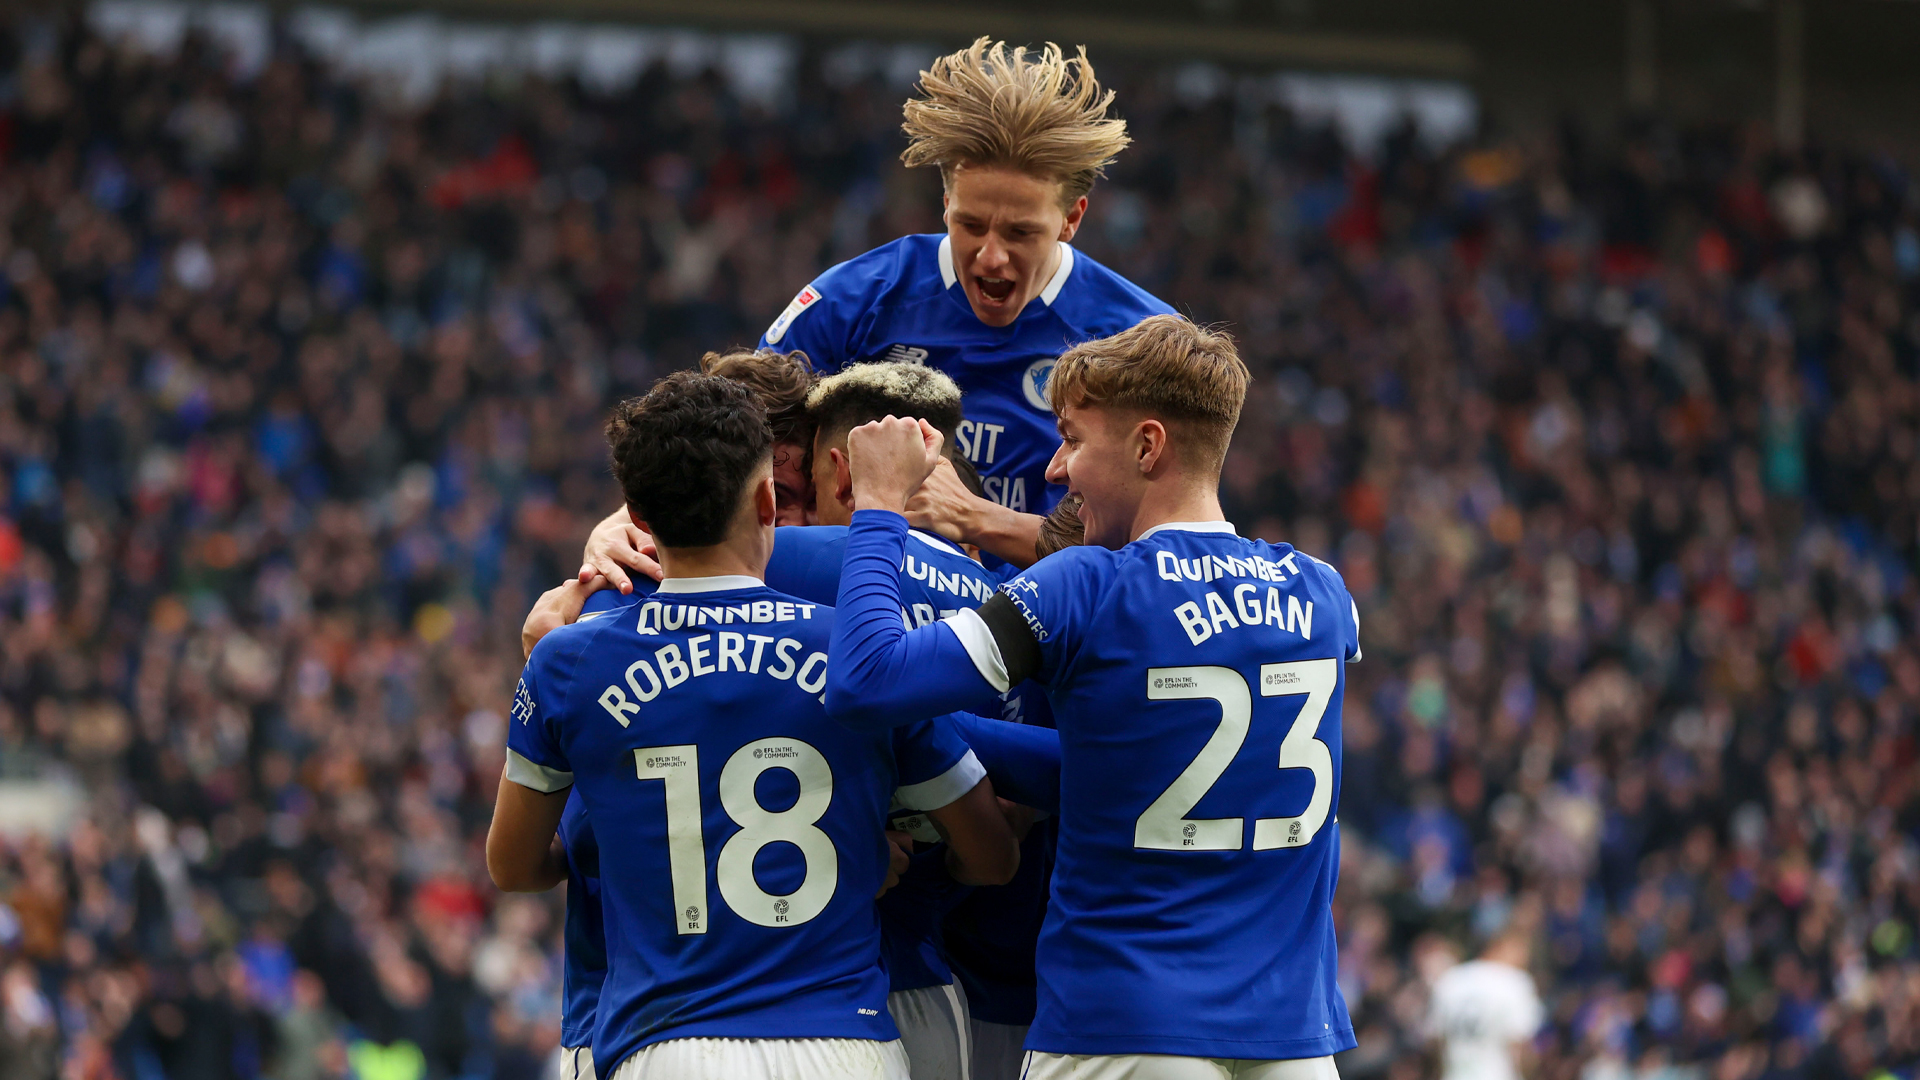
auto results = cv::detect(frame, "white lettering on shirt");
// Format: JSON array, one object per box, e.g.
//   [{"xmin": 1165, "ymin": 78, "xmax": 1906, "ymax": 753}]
[
  {"xmin": 598, "ymin": 637, "xmax": 826, "ymax": 725},
  {"xmin": 636, "ymin": 600, "xmax": 818, "ymax": 636}
]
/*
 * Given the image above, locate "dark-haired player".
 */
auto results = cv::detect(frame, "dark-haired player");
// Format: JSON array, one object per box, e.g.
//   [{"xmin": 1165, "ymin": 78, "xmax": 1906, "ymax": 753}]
[
  {"xmin": 541, "ymin": 352, "xmax": 1070, "ymax": 1079},
  {"xmin": 487, "ymin": 372, "xmax": 1019, "ymax": 1080},
  {"xmin": 576, "ymin": 349, "xmax": 819, "ymax": 595}
]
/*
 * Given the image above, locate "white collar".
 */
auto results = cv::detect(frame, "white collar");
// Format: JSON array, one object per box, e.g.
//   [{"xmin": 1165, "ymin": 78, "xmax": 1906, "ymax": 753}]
[
  {"xmin": 938, "ymin": 235, "xmax": 957, "ymax": 289},
  {"xmin": 1038, "ymin": 242, "xmax": 1076, "ymax": 305},
  {"xmin": 908, "ymin": 528, "xmax": 969, "ymax": 559},
  {"xmin": 1135, "ymin": 521, "xmax": 1238, "ymax": 542},
  {"xmin": 937, "ymin": 235, "xmax": 1075, "ymax": 308},
  {"xmin": 656, "ymin": 575, "xmax": 763, "ymax": 594}
]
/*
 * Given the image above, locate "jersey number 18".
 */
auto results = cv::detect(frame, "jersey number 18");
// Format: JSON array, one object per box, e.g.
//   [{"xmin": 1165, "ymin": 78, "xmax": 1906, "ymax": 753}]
[{"xmin": 633, "ymin": 739, "xmax": 839, "ymax": 934}]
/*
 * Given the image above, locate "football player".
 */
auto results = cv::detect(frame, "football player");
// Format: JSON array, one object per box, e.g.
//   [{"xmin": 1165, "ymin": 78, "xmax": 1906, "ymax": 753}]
[
  {"xmin": 826, "ymin": 317, "xmax": 1361, "ymax": 1080},
  {"xmin": 488, "ymin": 373, "xmax": 1019, "ymax": 1080}
]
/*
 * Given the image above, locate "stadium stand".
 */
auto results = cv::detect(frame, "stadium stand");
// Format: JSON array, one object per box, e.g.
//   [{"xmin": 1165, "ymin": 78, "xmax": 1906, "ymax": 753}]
[{"xmin": 0, "ymin": 9, "xmax": 1914, "ymax": 1080}]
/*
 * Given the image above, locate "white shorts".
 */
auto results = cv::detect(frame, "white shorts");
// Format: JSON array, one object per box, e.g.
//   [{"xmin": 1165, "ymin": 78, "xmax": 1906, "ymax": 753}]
[
  {"xmin": 890, "ymin": 982, "xmax": 972, "ymax": 1080},
  {"xmin": 560, "ymin": 1046, "xmax": 597, "ymax": 1080},
  {"xmin": 1019, "ymin": 1052, "xmax": 1339, "ymax": 1080},
  {"xmin": 609, "ymin": 1037, "xmax": 911, "ymax": 1080},
  {"xmin": 969, "ymin": 1019, "xmax": 1029, "ymax": 1080}
]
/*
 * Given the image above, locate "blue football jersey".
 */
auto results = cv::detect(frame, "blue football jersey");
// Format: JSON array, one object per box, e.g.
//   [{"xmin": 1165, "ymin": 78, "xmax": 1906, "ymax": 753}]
[
  {"xmin": 759, "ymin": 235, "xmax": 1175, "ymax": 513},
  {"xmin": 767, "ymin": 524, "xmax": 1046, "ymax": 993},
  {"xmin": 989, "ymin": 525, "xmax": 1361, "ymax": 1059},
  {"xmin": 824, "ymin": 515, "xmax": 1361, "ymax": 1060},
  {"xmin": 942, "ymin": 819, "xmax": 1056, "ymax": 1025},
  {"xmin": 768, "ymin": 525, "xmax": 1046, "ymax": 728},
  {"xmin": 508, "ymin": 576, "xmax": 985, "ymax": 1072},
  {"xmin": 559, "ymin": 794, "xmax": 605, "ymax": 1049},
  {"xmin": 557, "ymin": 582, "xmax": 652, "ymax": 1049},
  {"xmin": 579, "ymin": 581, "xmax": 650, "ymax": 618}
]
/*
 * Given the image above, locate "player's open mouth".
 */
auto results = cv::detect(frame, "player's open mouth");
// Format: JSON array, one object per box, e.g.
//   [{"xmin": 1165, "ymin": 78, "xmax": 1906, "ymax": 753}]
[{"xmin": 976, "ymin": 277, "xmax": 1016, "ymax": 303}]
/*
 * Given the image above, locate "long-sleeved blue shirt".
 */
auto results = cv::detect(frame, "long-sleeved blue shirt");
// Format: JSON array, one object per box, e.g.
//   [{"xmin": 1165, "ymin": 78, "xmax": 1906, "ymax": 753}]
[{"xmin": 826, "ymin": 506, "xmax": 1365, "ymax": 1061}]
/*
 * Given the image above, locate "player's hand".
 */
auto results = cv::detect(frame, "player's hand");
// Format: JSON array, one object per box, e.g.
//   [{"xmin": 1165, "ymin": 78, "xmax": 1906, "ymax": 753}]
[
  {"xmin": 904, "ymin": 457, "xmax": 991, "ymax": 544},
  {"xmin": 848, "ymin": 416, "xmax": 944, "ymax": 515},
  {"xmin": 523, "ymin": 577, "xmax": 615, "ymax": 659},
  {"xmin": 579, "ymin": 508, "xmax": 662, "ymax": 594},
  {"xmin": 877, "ymin": 830, "xmax": 913, "ymax": 897}
]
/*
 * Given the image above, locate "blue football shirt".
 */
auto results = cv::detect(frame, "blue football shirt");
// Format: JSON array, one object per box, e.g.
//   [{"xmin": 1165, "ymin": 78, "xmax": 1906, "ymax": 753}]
[
  {"xmin": 766, "ymin": 524, "xmax": 1047, "ymax": 994},
  {"xmin": 558, "ymin": 580, "xmax": 655, "ymax": 1050},
  {"xmin": 759, "ymin": 235, "xmax": 1175, "ymax": 513},
  {"xmin": 825, "ymin": 514, "xmax": 1362, "ymax": 1060},
  {"xmin": 559, "ymin": 794, "xmax": 605, "ymax": 1050},
  {"xmin": 767, "ymin": 524, "xmax": 1046, "ymax": 728},
  {"xmin": 508, "ymin": 575, "xmax": 985, "ymax": 1073}
]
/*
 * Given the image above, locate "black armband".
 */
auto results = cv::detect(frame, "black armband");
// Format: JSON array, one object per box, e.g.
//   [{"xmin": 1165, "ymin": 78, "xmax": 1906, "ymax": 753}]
[{"xmin": 976, "ymin": 592, "xmax": 1043, "ymax": 687}]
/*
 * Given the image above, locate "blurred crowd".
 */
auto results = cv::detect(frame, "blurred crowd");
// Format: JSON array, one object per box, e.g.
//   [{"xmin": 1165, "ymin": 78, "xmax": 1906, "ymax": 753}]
[{"xmin": 0, "ymin": 9, "xmax": 1915, "ymax": 1080}]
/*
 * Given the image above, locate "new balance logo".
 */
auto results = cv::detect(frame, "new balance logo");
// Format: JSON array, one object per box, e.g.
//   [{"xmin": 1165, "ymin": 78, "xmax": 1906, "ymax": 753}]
[{"xmin": 884, "ymin": 344, "xmax": 929, "ymax": 364}]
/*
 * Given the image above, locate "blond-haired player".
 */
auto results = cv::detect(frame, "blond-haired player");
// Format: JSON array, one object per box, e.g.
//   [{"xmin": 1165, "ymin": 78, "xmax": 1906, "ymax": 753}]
[
  {"xmin": 758, "ymin": 36, "xmax": 1172, "ymax": 535},
  {"xmin": 563, "ymin": 43, "xmax": 1170, "ymax": 1076},
  {"xmin": 571, "ymin": 47, "xmax": 1171, "ymax": 1074},
  {"xmin": 581, "ymin": 39, "xmax": 1170, "ymax": 594},
  {"xmin": 746, "ymin": 54, "xmax": 1175, "ymax": 1069},
  {"xmin": 823, "ymin": 316, "xmax": 1362, "ymax": 1080}
]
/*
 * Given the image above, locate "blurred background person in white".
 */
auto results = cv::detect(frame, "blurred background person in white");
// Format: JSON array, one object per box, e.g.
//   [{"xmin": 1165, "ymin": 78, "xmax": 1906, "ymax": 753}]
[{"xmin": 1428, "ymin": 934, "xmax": 1543, "ymax": 1080}]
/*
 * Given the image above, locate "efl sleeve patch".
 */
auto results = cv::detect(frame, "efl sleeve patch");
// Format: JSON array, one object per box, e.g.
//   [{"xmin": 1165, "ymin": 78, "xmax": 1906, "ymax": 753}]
[{"xmin": 763, "ymin": 284, "xmax": 821, "ymax": 344}]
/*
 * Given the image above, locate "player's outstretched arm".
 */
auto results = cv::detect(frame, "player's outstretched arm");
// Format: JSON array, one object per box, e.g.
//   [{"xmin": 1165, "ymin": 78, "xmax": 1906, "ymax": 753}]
[
  {"xmin": 826, "ymin": 506, "xmax": 1004, "ymax": 729},
  {"xmin": 826, "ymin": 418, "xmax": 1007, "ymax": 729},
  {"xmin": 486, "ymin": 772, "xmax": 570, "ymax": 892},
  {"xmin": 942, "ymin": 714, "xmax": 1061, "ymax": 815},
  {"xmin": 924, "ymin": 776, "xmax": 1020, "ymax": 887}
]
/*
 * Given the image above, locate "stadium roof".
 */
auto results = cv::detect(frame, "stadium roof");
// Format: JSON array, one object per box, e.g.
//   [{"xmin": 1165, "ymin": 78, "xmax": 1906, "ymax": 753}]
[{"xmin": 299, "ymin": 0, "xmax": 1920, "ymax": 143}]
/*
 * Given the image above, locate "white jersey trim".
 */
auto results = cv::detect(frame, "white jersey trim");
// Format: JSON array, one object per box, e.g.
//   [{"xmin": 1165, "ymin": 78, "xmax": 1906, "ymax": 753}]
[
  {"xmin": 936, "ymin": 236, "xmax": 1076, "ymax": 307},
  {"xmin": 505, "ymin": 749, "xmax": 573, "ymax": 793},
  {"xmin": 943, "ymin": 608, "xmax": 1011, "ymax": 693},
  {"xmin": 938, "ymin": 235, "xmax": 958, "ymax": 289},
  {"xmin": 657, "ymin": 575, "xmax": 764, "ymax": 594},
  {"xmin": 1038, "ymin": 242, "xmax": 1076, "ymax": 306},
  {"xmin": 1135, "ymin": 520, "xmax": 1238, "ymax": 541},
  {"xmin": 909, "ymin": 528, "xmax": 969, "ymax": 559},
  {"xmin": 895, "ymin": 749, "xmax": 987, "ymax": 811},
  {"xmin": 763, "ymin": 283, "xmax": 822, "ymax": 345},
  {"xmin": 1350, "ymin": 598, "xmax": 1363, "ymax": 662}
]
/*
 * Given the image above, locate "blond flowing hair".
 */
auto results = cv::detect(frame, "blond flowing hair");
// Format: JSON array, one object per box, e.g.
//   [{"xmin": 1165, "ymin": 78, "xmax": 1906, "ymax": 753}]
[{"xmin": 901, "ymin": 37, "xmax": 1130, "ymax": 206}]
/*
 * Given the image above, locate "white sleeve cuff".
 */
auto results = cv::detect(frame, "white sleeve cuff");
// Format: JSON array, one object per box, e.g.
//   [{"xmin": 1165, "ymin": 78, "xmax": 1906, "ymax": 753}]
[
  {"xmin": 505, "ymin": 748, "xmax": 574, "ymax": 793},
  {"xmin": 1348, "ymin": 598, "xmax": 1363, "ymax": 663},
  {"xmin": 894, "ymin": 750, "xmax": 986, "ymax": 812},
  {"xmin": 943, "ymin": 609, "xmax": 1010, "ymax": 692}
]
